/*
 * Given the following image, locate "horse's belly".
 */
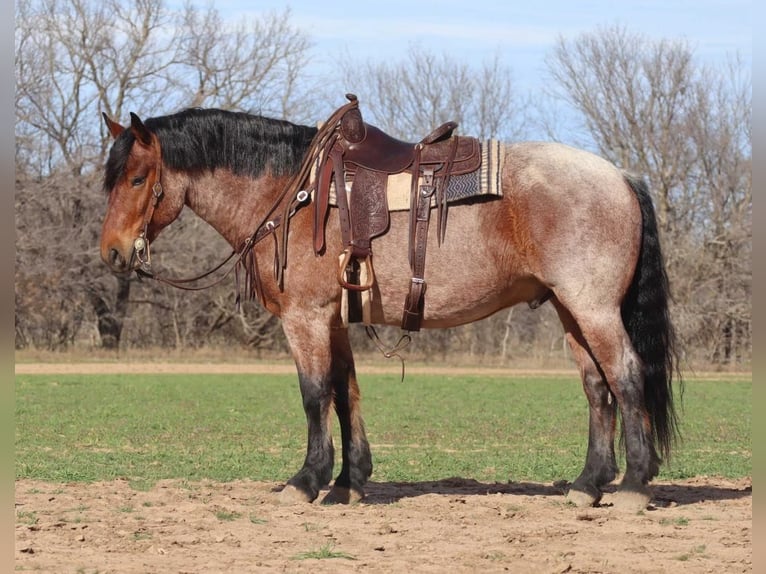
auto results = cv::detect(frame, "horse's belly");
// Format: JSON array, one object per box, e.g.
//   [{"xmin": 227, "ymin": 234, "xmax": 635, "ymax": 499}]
[{"xmin": 367, "ymin": 250, "xmax": 545, "ymax": 328}]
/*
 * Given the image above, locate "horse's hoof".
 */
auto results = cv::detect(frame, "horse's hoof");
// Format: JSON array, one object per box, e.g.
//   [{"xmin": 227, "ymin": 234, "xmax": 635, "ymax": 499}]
[
  {"xmin": 565, "ymin": 487, "xmax": 601, "ymax": 507},
  {"xmin": 321, "ymin": 485, "xmax": 364, "ymax": 505},
  {"xmin": 277, "ymin": 484, "xmax": 315, "ymax": 505},
  {"xmin": 612, "ymin": 488, "xmax": 651, "ymax": 512}
]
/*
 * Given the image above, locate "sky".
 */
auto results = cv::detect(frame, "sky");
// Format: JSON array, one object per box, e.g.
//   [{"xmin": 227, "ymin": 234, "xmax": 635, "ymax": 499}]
[
  {"xmin": 201, "ymin": 0, "xmax": 752, "ymax": 94},
  {"xmin": 170, "ymin": 0, "xmax": 752, "ymax": 141}
]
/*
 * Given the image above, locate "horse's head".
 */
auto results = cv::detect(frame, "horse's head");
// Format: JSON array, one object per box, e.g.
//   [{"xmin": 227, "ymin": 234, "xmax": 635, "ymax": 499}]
[{"xmin": 100, "ymin": 112, "xmax": 184, "ymax": 276}]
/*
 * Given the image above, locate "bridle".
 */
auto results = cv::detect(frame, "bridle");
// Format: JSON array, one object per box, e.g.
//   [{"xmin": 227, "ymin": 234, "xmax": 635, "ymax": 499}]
[
  {"xmin": 130, "ymin": 184, "xmax": 164, "ymax": 275},
  {"xmin": 126, "ymin": 131, "xmax": 252, "ymax": 289},
  {"xmin": 127, "ymin": 134, "xmax": 164, "ymax": 275}
]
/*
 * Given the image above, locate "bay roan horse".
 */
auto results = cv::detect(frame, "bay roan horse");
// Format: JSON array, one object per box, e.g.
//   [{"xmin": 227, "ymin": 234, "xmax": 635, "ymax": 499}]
[{"xmin": 99, "ymin": 103, "xmax": 679, "ymax": 510}]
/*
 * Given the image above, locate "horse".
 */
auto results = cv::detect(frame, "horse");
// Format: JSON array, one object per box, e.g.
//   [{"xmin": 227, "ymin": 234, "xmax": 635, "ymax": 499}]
[{"xmin": 98, "ymin": 101, "xmax": 680, "ymax": 510}]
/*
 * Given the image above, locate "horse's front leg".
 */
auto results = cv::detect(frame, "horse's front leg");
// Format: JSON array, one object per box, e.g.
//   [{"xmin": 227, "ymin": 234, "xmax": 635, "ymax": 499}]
[
  {"xmin": 322, "ymin": 325, "xmax": 373, "ymax": 504},
  {"xmin": 278, "ymin": 311, "xmax": 337, "ymax": 504},
  {"xmin": 277, "ymin": 311, "xmax": 372, "ymax": 504}
]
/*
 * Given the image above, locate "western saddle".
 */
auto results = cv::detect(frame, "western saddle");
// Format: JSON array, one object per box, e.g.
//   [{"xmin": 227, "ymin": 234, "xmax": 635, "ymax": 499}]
[{"xmin": 312, "ymin": 94, "xmax": 482, "ymax": 331}]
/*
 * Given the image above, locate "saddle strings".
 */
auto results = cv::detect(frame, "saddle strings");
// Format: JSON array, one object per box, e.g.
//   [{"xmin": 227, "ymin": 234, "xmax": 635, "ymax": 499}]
[{"xmin": 364, "ymin": 325, "xmax": 412, "ymax": 382}]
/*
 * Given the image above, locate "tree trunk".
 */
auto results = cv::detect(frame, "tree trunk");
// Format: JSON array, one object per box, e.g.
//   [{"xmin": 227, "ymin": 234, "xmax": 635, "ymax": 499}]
[{"xmin": 87, "ymin": 277, "xmax": 131, "ymax": 349}]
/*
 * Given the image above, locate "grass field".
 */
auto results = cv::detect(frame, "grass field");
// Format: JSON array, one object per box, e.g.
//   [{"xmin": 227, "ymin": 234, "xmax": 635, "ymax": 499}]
[{"xmin": 15, "ymin": 373, "xmax": 751, "ymax": 486}]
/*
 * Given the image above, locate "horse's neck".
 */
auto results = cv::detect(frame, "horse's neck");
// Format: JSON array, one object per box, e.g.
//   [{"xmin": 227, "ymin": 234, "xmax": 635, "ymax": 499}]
[{"xmin": 184, "ymin": 170, "xmax": 287, "ymax": 248}]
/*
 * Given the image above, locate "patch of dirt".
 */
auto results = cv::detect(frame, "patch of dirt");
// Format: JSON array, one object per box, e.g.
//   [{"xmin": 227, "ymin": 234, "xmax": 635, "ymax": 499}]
[
  {"xmin": 15, "ymin": 476, "xmax": 751, "ymax": 573},
  {"xmin": 13, "ymin": 361, "xmax": 578, "ymax": 378}
]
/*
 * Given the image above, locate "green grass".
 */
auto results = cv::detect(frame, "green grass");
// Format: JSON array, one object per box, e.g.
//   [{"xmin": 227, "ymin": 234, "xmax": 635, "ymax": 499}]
[
  {"xmin": 292, "ymin": 543, "xmax": 356, "ymax": 561},
  {"xmin": 15, "ymin": 373, "xmax": 750, "ymax": 485},
  {"xmin": 16, "ymin": 510, "xmax": 38, "ymax": 525},
  {"xmin": 214, "ymin": 509, "xmax": 242, "ymax": 521}
]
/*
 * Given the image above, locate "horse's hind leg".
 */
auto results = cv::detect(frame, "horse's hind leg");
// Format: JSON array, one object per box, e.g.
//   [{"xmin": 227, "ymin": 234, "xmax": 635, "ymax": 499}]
[
  {"xmin": 557, "ymin": 301, "xmax": 660, "ymax": 511},
  {"xmin": 552, "ymin": 300, "xmax": 618, "ymax": 507},
  {"xmin": 322, "ymin": 326, "xmax": 373, "ymax": 504}
]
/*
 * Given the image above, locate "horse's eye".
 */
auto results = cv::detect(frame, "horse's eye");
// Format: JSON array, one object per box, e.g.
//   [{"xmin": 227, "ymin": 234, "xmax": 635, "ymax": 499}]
[{"xmin": 131, "ymin": 176, "xmax": 146, "ymax": 187}]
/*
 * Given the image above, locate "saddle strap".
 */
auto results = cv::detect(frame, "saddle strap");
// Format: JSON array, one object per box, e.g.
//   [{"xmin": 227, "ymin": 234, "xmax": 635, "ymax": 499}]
[
  {"xmin": 401, "ymin": 167, "xmax": 435, "ymax": 332},
  {"xmin": 314, "ymin": 135, "xmax": 340, "ymax": 254},
  {"xmin": 330, "ymin": 143, "xmax": 352, "ymax": 249},
  {"xmin": 436, "ymin": 135, "xmax": 459, "ymax": 245},
  {"xmin": 401, "ymin": 137, "xmax": 459, "ymax": 331}
]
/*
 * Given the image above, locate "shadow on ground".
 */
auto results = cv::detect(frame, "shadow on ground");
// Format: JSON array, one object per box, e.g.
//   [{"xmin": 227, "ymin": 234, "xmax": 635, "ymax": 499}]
[{"xmin": 354, "ymin": 476, "xmax": 751, "ymax": 507}]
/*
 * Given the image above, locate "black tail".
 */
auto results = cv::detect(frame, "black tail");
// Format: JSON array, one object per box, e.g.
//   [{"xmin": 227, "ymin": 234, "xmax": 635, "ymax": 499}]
[{"xmin": 621, "ymin": 173, "xmax": 681, "ymax": 461}]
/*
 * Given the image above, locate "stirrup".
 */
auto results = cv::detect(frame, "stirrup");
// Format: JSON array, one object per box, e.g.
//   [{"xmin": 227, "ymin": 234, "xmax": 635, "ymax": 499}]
[{"xmin": 338, "ymin": 249, "xmax": 375, "ymax": 292}]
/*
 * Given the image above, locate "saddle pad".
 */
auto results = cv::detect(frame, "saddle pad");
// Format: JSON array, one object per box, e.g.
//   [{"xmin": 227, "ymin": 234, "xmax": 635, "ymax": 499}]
[{"xmin": 317, "ymin": 139, "xmax": 505, "ymax": 211}]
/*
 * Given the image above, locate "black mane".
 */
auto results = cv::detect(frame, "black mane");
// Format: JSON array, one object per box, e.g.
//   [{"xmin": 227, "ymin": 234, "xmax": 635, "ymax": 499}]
[{"xmin": 103, "ymin": 108, "xmax": 318, "ymax": 192}]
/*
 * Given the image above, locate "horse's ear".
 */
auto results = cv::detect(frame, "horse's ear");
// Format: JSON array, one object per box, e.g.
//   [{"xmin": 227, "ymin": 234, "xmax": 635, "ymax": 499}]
[
  {"xmin": 102, "ymin": 113, "xmax": 125, "ymax": 139},
  {"xmin": 129, "ymin": 112, "xmax": 153, "ymax": 146}
]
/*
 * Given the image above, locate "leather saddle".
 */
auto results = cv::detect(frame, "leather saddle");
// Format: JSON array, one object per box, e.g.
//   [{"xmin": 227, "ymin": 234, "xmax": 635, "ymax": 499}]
[{"xmin": 313, "ymin": 94, "xmax": 482, "ymax": 331}]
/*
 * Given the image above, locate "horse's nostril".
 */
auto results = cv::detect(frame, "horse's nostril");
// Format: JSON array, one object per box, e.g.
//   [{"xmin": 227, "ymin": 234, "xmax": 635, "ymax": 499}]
[{"xmin": 109, "ymin": 248, "xmax": 126, "ymax": 270}]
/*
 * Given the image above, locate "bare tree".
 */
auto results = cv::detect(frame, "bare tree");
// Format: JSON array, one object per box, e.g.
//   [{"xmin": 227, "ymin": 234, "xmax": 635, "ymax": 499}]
[
  {"xmin": 15, "ymin": 0, "xmax": 177, "ymax": 174},
  {"xmin": 337, "ymin": 44, "xmax": 525, "ymax": 141},
  {"xmin": 14, "ymin": 169, "xmax": 104, "ymax": 349},
  {"xmin": 15, "ymin": 0, "xmax": 181, "ymax": 349},
  {"xmin": 682, "ymin": 58, "xmax": 751, "ymax": 365},
  {"xmin": 172, "ymin": 3, "xmax": 314, "ymax": 121}
]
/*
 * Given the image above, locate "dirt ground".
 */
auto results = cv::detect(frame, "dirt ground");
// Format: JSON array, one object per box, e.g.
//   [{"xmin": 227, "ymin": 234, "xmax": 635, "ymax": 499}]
[{"xmin": 15, "ymin": 363, "xmax": 752, "ymax": 573}]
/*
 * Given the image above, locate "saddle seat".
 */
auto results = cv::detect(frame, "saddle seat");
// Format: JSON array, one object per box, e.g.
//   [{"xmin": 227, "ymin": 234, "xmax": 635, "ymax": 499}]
[{"xmin": 342, "ymin": 120, "xmax": 458, "ymax": 174}]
